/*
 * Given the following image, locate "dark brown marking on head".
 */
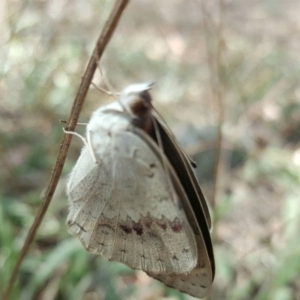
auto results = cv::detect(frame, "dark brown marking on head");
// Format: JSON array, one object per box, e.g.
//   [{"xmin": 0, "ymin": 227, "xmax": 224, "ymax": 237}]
[
  {"xmin": 120, "ymin": 249, "xmax": 126, "ymax": 253},
  {"xmin": 172, "ymin": 255, "xmax": 178, "ymax": 261},
  {"xmin": 201, "ymin": 285, "xmax": 207, "ymax": 288},
  {"xmin": 141, "ymin": 254, "xmax": 147, "ymax": 260},
  {"xmin": 169, "ymin": 218, "xmax": 182, "ymax": 233},
  {"xmin": 120, "ymin": 224, "xmax": 132, "ymax": 234},
  {"xmin": 191, "ymin": 283, "xmax": 196, "ymax": 286},
  {"xmin": 129, "ymin": 91, "xmax": 152, "ymax": 118},
  {"xmin": 150, "ymin": 163, "xmax": 156, "ymax": 168},
  {"xmin": 129, "ymin": 91, "xmax": 154, "ymax": 134},
  {"xmin": 132, "ymin": 221, "xmax": 143, "ymax": 236}
]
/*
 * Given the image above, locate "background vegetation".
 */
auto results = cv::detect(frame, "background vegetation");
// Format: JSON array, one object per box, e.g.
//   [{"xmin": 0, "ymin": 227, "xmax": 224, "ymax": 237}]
[{"xmin": 1, "ymin": 0, "xmax": 300, "ymax": 299}]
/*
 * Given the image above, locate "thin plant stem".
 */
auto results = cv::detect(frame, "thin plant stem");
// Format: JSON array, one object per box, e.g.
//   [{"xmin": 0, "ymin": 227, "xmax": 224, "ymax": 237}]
[{"xmin": 3, "ymin": 1, "xmax": 129, "ymax": 299}]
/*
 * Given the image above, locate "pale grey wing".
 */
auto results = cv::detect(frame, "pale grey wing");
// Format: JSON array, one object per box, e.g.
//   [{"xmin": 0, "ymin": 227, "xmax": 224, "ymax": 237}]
[
  {"xmin": 67, "ymin": 144, "xmax": 114, "ymax": 248},
  {"xmin": 67, "ymin": 129, "xmax": 197, "ymax": 275},
  {"xmin": 131, "ymin": 125, "xmax": 213, "ymax": 298}
]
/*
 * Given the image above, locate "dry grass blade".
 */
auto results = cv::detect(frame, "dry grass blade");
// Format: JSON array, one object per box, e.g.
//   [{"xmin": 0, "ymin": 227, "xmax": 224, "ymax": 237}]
[
  {"xmin": 3, "ymin": 0, "xmax": 129, "ymax": 299},
  {"xmin": 200, "ymin": 0, "xmax": 225, "ymax": 212}
]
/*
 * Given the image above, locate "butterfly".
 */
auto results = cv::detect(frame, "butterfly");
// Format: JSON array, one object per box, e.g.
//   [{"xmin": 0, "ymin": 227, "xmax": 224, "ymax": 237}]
[{"xmin": 66, "ymin": 82, "xmax": 215, "ymax": 298}]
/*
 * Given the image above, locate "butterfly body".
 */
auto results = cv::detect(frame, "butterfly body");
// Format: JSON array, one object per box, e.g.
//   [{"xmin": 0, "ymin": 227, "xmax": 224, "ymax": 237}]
[{"xmin": 66, "ymin": 83, "xmax": 214, "ymax": 298}]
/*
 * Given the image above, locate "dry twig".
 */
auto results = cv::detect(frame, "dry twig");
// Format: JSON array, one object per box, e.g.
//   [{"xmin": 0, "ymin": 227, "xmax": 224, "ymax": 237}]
[{"xmin": 3, "ymin": 1, "xmax": 129, "ymax": 298}]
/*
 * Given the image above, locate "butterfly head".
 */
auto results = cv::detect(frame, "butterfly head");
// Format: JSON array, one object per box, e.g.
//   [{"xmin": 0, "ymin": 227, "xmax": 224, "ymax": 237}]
[
  {"xmin": 119, "ymin": 82, "xmax": 155, "ymax": 134},
  {"xmin": 120, "ymin": 82, "xmax": 154, "ymax": 117}
]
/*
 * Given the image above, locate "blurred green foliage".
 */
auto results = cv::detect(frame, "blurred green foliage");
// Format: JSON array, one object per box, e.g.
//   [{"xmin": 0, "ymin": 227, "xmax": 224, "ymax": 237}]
[{"xmin": 1, "ymin": 0, "xmax": 300, "ymax": 299}]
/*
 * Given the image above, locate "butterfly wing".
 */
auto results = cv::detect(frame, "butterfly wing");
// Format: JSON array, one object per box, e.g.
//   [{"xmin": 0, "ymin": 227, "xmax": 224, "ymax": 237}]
[
  {"xmin": 67, "ymin": 112, "xmax": 197, "ymax": 275},
  {"xmin": 156, "ymin": 120, "xmax": 215, "ymax": 271},
  {"xmin": 132, "ymin": 119, "xmax": 215, "ymax": 298}
]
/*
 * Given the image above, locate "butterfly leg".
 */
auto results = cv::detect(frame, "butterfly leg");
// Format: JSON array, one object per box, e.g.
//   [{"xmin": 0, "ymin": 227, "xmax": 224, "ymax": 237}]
[
  {"xmin": 63, "ymin": 128, "xmax": 88, "ymax": 146},
  {"xmin": 63, "ymin": 128, "xmax": 99, "ymax": 164},
  {"xmin": 86, "ymin": 129, "xmax": 100, "ymax": 164}
]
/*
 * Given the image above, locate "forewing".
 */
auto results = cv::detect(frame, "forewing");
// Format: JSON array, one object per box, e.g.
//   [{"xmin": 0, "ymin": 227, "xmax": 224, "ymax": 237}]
[
  {"xmin": 132, "ymin": 121, "xmax": 214, "ymax": 298},
  {"xmin": 156, "ymin": 119, "xmax": 215, "ymax": 272},
  {"xmin": 67, "ymin": 128, "xmax": 197, "ymax": 275}
]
